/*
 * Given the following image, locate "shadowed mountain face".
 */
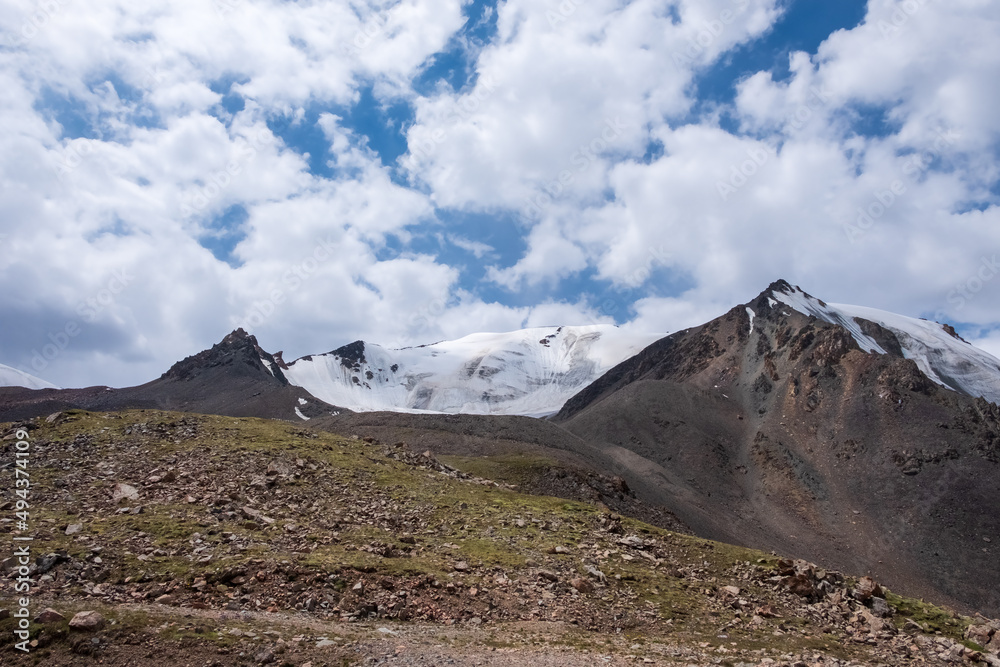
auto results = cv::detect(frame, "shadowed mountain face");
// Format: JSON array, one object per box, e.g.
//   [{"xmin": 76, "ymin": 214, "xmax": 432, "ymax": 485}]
[
  {"xmin": 552, "ymin": 281, "xmax": 1000, "ymax": 615},
  {"xmin": 0, "ymin": 329, "xmax": 334, "ymax": 422}
]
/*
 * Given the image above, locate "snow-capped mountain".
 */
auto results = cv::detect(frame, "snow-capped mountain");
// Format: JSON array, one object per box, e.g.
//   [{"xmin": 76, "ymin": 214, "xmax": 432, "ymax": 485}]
[
  {"xmin": 553, "ymin": 279, "xmax": 1000, "ymax": 618},
  {"xmin": 281, "ymin": 325, "xmax": 665, "ymax": 417},
  {"xmin": 771, "ymin": 283, "xmax": 1000, "ymax": 404},
  {"xmin": 0, "ymin": 363, "xmax": 59, "ymax": 390}
]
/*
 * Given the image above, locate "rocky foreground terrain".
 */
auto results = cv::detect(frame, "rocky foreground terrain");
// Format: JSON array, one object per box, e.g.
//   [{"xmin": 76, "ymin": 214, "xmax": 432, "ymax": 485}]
[{"xmin": 2, "ymin": 410, "xmax": 1000, "ymax": 665}]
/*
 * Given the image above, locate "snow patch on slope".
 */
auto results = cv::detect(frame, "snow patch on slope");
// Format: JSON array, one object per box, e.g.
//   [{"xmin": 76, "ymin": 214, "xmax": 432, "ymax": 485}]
[
  {"xmin": 284, "ymin": 325, "xmax": 664, "ymax": 417},
  {"xmin": 772, "ymin": 285, "xmax": 1000, "ymax": 404},
  {"xmin": 0, "ymin": 363, "xmax": 59, "ymax": 390},
  {"xmin": 772, "ymin": 288, "xmax": 885, "ymax": 354},
  {"xmin": 832, "ymin": 304, "xmax": 1000, "ymax": 403}
]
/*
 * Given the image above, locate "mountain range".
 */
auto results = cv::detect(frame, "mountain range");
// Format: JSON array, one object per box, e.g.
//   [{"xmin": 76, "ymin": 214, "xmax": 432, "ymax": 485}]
[{"xmin": 2, "ymin": 279, "xmax": 999, "ymax": 618}]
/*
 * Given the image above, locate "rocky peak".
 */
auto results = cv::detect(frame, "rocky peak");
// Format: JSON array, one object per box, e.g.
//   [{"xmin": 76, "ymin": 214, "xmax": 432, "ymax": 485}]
[
  {"xmin": 764, "ymin": 278, "xmax": 794, "ymax": 296},
  {"xmin": 331, "ymin": 340, "xmax": 366, "ymax": 370},
  {"xmin": 221, "ymin": 328, "xmax": 253, "ymax": 346},
  {"xmin": 161, "ymin": 329, "xmax": 287, "ymax": 385}
]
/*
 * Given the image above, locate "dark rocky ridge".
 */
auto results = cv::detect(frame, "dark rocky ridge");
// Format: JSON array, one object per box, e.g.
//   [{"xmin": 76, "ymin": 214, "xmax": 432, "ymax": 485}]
[
  {"xmin": 0, "ymin": 329, "xmax": 337, "ymax": 422},
  {"xmin": 161, "ymin": 328, "xmax": 289, "ymax": 384}
]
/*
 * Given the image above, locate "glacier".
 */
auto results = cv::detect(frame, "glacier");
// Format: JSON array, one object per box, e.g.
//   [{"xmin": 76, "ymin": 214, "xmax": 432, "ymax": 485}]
[{"xmin": 281, "ymin": 325, "xmax": 665, "ymax": 417}]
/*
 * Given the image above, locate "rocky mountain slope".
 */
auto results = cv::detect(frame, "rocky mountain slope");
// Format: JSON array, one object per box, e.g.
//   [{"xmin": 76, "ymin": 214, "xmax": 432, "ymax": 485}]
[
  {"xmin": 281, "ymin": 325, "xmax": 663, "ymax": 417},
  {"xmin": 553, "ymin": 280, "xmax": 1000, "ymax": 616},
  {"xmin": 0, "ymin": 330, "xmax": 333, "ymax": 423},
  {"xmin": 2, "ymin": 410, "xmax": 999, "ymax": 666},
  {"xmin": 770, "ymin": 284, "xmax": 1000, "ymax": 403}
]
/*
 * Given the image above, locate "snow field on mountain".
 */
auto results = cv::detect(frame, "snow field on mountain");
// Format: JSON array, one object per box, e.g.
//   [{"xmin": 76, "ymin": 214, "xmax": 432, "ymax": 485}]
[
  {"xmin": 773, "ymin": 286, "xmax": 1000, "ymax": 404},
  {"xmin": 0, "ymin": 363, "xmax": 59, "ymax": 390},
  {"xmin": 283, "ymin": 325, "xmax": 665, "ymax": 416}
]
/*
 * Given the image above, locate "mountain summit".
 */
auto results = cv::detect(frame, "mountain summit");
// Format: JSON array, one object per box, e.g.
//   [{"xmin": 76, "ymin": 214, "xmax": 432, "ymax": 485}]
[{"xmin": 767, "ymin": 281, "xmax": 1000, "ymax": 404}]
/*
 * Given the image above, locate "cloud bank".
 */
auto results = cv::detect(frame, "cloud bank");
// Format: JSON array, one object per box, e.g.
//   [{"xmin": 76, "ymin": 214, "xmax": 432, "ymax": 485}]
[{"xmin": 2, "ymin": 0, "xmax": 999, "ymax": 387}]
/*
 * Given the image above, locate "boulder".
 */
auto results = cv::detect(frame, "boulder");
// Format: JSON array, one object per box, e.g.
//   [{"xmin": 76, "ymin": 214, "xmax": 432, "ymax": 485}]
[
  {"xmin": 68, "ymin": 611, "xmax": 104, "ymax": 631},
  {"xmin": 36, "ymin": 552, "xmax": 66, "ymax": 574},
  {"xmin": 966, "ymin": 624, "xmax": 996, "ymax": 646},
  {"xmin": 868, "ymin": 596, "xmax": 893, "ymax": 618},
  {"xmin": 112, "ymin": 483, "xmax": 139, "ymax": 503},
  {"xmin": 266, "ymin": 460, "xmax": 293, "ymax": 477},
  {"xmin": 854, "ymin": 576, "xmax": 883, "ymax": 601},
  {"xmin": 618, "ymin": 535, "xmax": 645, "ymax": 549},
  {"xmin": 783, "ymin": 573, "xmax": 817, "ymax": 599}
]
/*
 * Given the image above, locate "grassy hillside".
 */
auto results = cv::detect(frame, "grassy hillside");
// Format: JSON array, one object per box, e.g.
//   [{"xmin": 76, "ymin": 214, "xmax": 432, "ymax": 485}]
[{"xmin": 0, "ymin": 410, "xmax": 992, "ymax": 665}]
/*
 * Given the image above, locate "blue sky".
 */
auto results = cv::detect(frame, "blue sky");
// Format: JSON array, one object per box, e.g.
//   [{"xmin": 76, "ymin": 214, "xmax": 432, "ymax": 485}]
[
  {"xmin": 2, "ymin": 0, "xmax": 1000, "ymax": 387},
  {"xmin": 259, "ymin": 0, "xmax": 872, "ymax": 321}
]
